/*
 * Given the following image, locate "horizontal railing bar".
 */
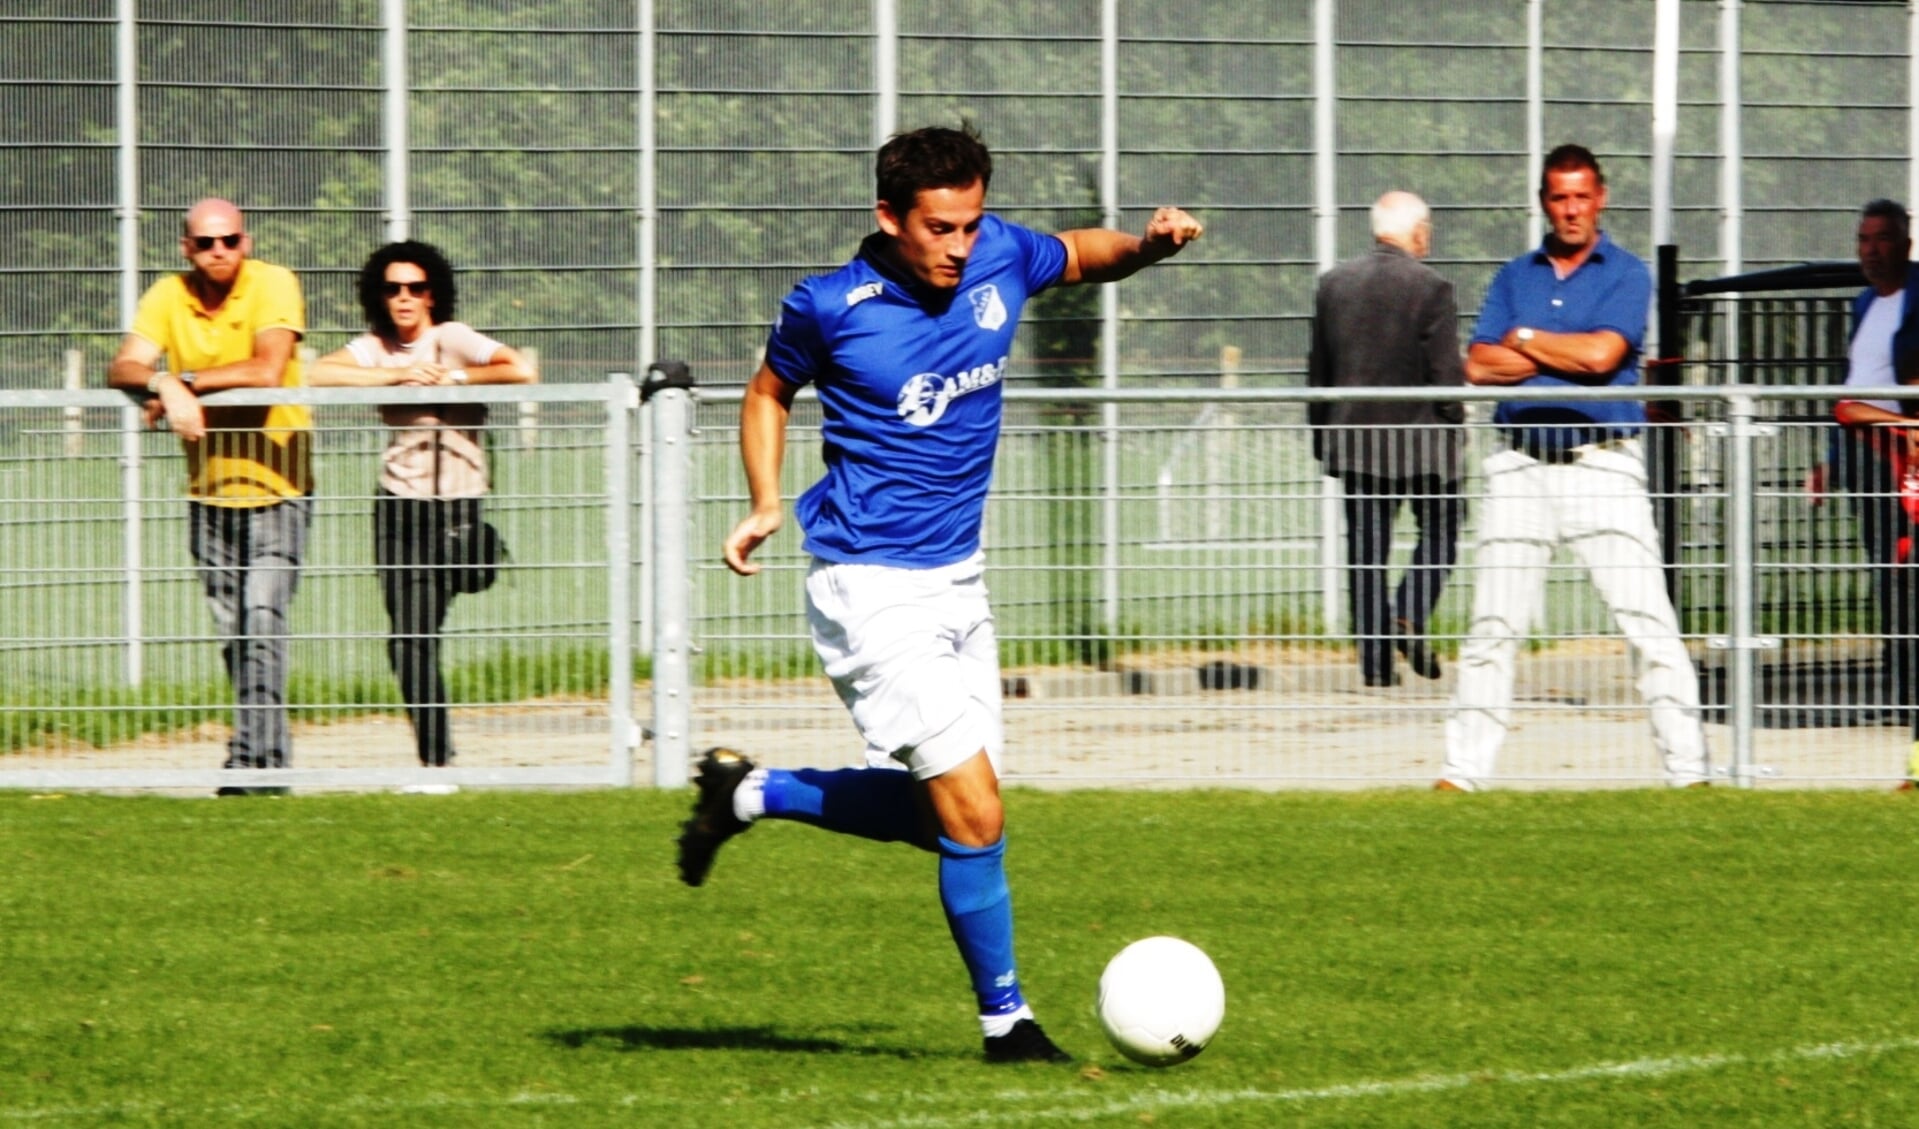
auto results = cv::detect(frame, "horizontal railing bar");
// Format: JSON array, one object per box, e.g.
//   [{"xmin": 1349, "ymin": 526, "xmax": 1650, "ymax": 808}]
[
  {"xmin": 0, "ymin": 383, "xmax": 1882, "ymax": 413},
  {"xmin": 0, "ymin": 767, "xmax": 621, "ymax": 791},
  {"xmin": 683, "ymin": 384, "xmax": 1899, "ymax": 406},
  {"xmin": 0, "ymin": 385, "xmax": 629, "ymax": 410}
]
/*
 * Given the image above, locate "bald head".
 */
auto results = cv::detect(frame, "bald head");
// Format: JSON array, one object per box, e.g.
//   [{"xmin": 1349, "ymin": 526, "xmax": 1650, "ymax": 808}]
[
  {"xmin": 1370, "ymin": 191, "xmax": 1431, "ymax": 258},
  {"xmin": 178, "ymin": 197, "xmax": 251, "ymax": 287},
  {"xmin": 183, "ymin": 198, "xmax": 244, "ymax": 237}
]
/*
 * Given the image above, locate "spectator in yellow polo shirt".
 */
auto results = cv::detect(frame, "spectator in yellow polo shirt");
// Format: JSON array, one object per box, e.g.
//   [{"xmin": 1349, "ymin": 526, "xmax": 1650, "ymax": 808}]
[{"xmin": 108, "ymin": 198, "xmax": 313, "ymax": 791}]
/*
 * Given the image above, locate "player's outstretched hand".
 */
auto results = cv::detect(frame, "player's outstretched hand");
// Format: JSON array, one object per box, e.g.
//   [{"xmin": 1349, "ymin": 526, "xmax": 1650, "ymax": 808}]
[
  {"xmin": 723, "ymin": 510, "xmax": 782, "ymax": 576},
  {"xmin": 1143, "ymin": 206, "xmax": 1203, "ymax": 257}
]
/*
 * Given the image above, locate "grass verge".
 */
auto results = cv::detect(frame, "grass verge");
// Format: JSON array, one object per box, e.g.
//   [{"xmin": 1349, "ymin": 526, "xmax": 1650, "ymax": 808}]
[{"xmin": 2, "ymin": 788, "xmax": 1918, "ymax": 1126}]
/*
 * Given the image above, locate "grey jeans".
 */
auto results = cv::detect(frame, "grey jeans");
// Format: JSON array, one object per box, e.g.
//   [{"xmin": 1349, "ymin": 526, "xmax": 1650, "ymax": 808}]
[{"xmin": 188, "ymin": 497, "xmax": 312, "ymax": 768}]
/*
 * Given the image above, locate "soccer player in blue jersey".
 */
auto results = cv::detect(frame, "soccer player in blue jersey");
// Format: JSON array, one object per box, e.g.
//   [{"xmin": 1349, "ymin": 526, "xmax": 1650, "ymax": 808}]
[{"xmin": 677, "ymin": 124, "xmax": 1202, "ymax": 1063}]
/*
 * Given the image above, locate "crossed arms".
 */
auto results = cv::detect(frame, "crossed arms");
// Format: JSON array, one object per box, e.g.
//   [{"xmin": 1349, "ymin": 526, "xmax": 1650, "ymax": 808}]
[{"xmin": 1465, "ymin": 328, "xmax": 1631, "ymax": 386}]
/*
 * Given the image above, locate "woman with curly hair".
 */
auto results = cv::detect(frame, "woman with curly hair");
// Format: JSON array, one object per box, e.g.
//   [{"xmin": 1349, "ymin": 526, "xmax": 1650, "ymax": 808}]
[{"xmin": 311, "ymin": 241, "xmax": 536, "ymax": 768}]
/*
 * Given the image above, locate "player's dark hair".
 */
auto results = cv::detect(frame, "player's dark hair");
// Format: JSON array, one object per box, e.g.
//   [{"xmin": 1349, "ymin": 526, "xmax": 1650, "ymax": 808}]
[
  {"xmin": 358, "ymin": 239, "xmax": 458, "ymax": 339},
  {"xmin": 1538, "ymin": 143, "xmax": 1605, "ymax": 196},
  {"xmin": 1862, "ymin": 197, "xmax": 1910, "ymax": 235},
  {"xmin": 875, "ymin": 125, "xmax": 993, "ymax": 218}
]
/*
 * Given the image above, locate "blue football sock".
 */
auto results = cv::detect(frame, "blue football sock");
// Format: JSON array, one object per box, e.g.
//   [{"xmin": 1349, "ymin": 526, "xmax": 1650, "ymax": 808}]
[
  {"xmin": 760, "ymin": 767, "xmax": 921, "ymax": 844},
  {"xmin": 937, "ymin": 835, "xmax": 1026, "ymax": 1018}
]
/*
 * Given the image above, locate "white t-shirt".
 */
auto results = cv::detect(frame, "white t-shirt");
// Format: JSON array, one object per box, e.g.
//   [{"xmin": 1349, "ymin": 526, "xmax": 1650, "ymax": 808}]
[
  {"xmin": 346, "ymin": 322, "xmax": 504, "ymax": 499},
  {"xmin": 1846, "ymin": 290, "xmax": 1905, "ymax": 414}
]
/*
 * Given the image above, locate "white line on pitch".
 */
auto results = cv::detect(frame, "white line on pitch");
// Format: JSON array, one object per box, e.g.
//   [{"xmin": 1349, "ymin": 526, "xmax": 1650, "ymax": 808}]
[
  {"xmin": 826, "ymin": 1035, "xmax": 1919, "ymax": 1129},
  {"xmin": 3, "ymin": 1036, "xmax": 1915, "ymax": 1125}
]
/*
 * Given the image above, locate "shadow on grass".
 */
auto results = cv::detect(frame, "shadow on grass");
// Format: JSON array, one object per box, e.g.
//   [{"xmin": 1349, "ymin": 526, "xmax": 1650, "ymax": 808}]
[{"xmin": 546, "ymin": 1024, "xmax": 926, "ymax": 1058}]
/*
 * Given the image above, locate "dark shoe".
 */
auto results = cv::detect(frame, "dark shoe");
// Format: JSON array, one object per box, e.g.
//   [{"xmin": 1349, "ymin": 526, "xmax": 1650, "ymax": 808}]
[
  {"xmin": 215, "ymin": 786, "xmax": 289, "ymax": 797},
  {"xmin": 1395, "ymin": 619, "xmax": 1441, "ymax": 680},
  {"xmin": 1362, "ymin": 671, "xmax": 1400, "ymax": 688},
  {"xmin": 1897, "ymin": 779, "xmax": 1918, "ymax": 793},
  {"xmin": 984, "ymin": 1018, "xmax": 1071, "ymax": 1064},
  {"xmin": 677, "ymin": 747, "xmax": 755, "ymax": 887}
]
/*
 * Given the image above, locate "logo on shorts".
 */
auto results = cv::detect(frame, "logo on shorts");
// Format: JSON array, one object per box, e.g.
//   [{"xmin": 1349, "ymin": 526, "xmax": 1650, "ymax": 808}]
[
  {"xmin": 968, "ymin": 284, "xmax": 1007, "ymax": 331},
  {"xmin": 896, "ymin": 356, "xmax": 1007, "ymax": 427}
]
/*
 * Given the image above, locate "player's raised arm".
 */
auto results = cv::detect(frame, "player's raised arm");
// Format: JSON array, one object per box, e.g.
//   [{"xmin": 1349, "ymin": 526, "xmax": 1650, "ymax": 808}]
[
  {"xmin": 1056, "ymin": 206, "xmax": 1204, "ymax": 285},
  {"xmin": 723, "ymin": 362, "xmax": 799, "ymax": 576}
]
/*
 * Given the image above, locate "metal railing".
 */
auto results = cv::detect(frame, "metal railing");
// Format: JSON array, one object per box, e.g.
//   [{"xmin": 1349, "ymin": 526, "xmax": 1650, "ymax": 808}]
[
  {"xmin": 2, "ymin": 379, "xmax": 1914, "ymax": 791},
  {"xmin": 663, "ymin": 382, "xmax": 1913, "ymax": 791},
  {"xmin": 0, "ymin": 376, "xmax": 637, "ymax": 793}
]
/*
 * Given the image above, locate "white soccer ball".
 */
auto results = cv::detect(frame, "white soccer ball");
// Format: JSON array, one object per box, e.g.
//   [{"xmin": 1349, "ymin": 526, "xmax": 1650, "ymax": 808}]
[{"xmin": 1096, "ymin": 935, "xmax": 1225, "ymax": 1066}]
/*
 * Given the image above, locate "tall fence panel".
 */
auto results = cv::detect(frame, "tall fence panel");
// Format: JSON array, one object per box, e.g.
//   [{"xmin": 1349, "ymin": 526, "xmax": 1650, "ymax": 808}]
[
  {"xmin": 656, "ymin": 3, "xmax": 874, "ymax": 384},
  {"xmin": 680, "ymin": 384, "xmax": 1915, "ymax": 791},
  {"xmin": 134, "ymin": 6, "xmax": 388, "ymax": 363},
  {"xmin": 1737, "ymin": 1, "xmax": 1912, "ymax": 272},
  {"xmin": 1, "ymin": 4, "xmax": 123, "ymax": 386},
  {"xmin": 6, "ymin": 3, "xmax": 1915, "ymax": 390},
  {"xmin": 2, "ymin": 382, "xmax": 1917, "ymax": 791},
  {"xmin": 0, "ymin": 383, "xmax": 634, "ymax": 791},
  {"xmin": 405, "ymin": 7, "xmax": 645, "ymax": 382}
]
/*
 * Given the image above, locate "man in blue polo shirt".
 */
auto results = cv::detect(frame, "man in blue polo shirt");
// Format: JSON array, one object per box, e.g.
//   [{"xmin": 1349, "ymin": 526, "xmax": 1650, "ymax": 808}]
[
  {"xmin": 1439, "ymin": 144, "xmax": 1708, "ymax": 791},
  {"xmin": 677, "ymin": 125, "xmax": 1202, "ymax": 1062}
]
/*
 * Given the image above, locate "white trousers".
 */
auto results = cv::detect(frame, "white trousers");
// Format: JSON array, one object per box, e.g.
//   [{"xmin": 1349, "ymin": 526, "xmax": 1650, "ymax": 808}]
[
  {"xmin": 805, "ymin": 553, "xmax": 1004, "ymax": 781},
  {"xmin": 1442, "ymin": 441, "xmax": 1709, "ymax": 788}
]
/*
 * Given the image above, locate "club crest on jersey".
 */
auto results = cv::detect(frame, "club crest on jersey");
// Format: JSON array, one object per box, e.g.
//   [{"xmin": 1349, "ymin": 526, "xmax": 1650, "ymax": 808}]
[
  {"xmin": 896, "ymin": 356, "xmax": 1007, "ymax": 427},
  {"xmin": 968, "ymin": 284, "xmax": 1007, "ymax": 331}
]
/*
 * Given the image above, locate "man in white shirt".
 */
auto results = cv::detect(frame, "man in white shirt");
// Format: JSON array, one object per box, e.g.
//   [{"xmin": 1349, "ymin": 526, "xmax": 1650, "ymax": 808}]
[{"xmin": 1830, "ymin": 198, "xmax": 1919, "ymax": 787}]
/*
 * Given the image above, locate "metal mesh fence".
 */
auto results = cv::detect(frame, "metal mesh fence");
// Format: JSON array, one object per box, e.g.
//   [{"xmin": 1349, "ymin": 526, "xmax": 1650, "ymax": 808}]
[
  {"xmin": 4, "ymin": 1, "xmax": 1913, "ymax": 393},
  {"xmin": 0, "ymin": 384, "xmax": 629, "ymax": 790},
  {"xmin": 6, "ymin": 3, "xmax": 1919, "ymax": 791},
  {"xmin": 679, "ymin": 386, "xmax": 1910, "ymax": 789},
  {"xmin": 1, "ymin": 382, "xmax": 1916, "ymax": 790}
]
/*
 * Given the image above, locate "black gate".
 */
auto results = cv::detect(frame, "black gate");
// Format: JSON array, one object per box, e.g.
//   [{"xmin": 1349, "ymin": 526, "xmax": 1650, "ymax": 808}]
[{"xmin": 1659, "ymin": 258, "xmax": 1892, "ymax": 727}]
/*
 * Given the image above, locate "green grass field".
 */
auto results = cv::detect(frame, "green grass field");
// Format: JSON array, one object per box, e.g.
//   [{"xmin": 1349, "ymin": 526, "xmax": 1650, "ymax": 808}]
[{"xmin": 3, "ymin": 787, "xmax": 1917, "ymax": 1127}]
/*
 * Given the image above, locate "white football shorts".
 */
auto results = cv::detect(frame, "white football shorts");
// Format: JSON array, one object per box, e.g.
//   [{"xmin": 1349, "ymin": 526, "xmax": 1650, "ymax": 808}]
[{"xmin": 804, "ymin": 552, "xmax": 1004, "ymax": 781}]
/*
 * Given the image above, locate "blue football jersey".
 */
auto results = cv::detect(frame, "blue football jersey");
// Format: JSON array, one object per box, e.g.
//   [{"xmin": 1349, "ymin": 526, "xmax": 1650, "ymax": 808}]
[{"xmin": 764, "ymin": 213, "xmax": 1068, "ymax": 567}]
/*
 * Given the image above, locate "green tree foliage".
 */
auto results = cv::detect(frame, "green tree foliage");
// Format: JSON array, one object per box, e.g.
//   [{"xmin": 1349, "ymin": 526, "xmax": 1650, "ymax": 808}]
[{"xmin": 0, "ymin": 1, "xmax": 1906, "ymax": 390}]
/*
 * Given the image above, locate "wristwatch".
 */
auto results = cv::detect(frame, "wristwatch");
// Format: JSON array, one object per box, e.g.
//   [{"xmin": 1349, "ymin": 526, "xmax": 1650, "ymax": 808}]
[
  {"xmin": 147, "ymin": 370, "xmax": 192, "ymax": 393},
  {"xmin": 1514, "ymin": 327, "xmax": 1536, "ymax": 344},
  {"xmin": 448, "ymin": 368, "xmax": 469, "ymax": 385}
]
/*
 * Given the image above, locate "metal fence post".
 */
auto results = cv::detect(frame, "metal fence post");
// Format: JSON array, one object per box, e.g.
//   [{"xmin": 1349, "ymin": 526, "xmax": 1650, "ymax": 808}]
[
  {"xmin": 381, "ymin": 0, "xmax": 409, "ymax": 241},
  {"xmin": 1098, "ymin": 0, "xmax": 1121, "ymax": 634},
  {"xmin": 606, "ymin": 371, "xmax": 636, "ymax": 786},
  {"xmin": 873, "ymin": 0, "xmax": 897, "ymax": 145},
  {"xmin": 637, "ymin": 392, "xmax": 653, "ymax": 654},
  {"xmin": 644, "ymin": 361, "xmax": 695, "ymax": 789},
  {"xmin": 1320, "ymin": 476, "xmax": 1343, "ymax": 635},
  {"xmin": 120, "ymin": 402, "xmax": 143, "ymax": 687},
  {"xmin": 1720, "ymin": 0, "xmax": 1742, "ymax": 277},
  {"xmin": 1716, "ymin": 391, "xmax": 1774, "ymax": 786},
  {"xmin": 637, "ymin": 0, "xmax": 658, "ymax": 374},
  {"xmin": 1525, "ymin": 0, "xmax": 1544, "ymax": 248},
  {"xmin": 1312, "ymin": 0, "xmax": 1335, "ymax": 275},
  {"xmin": 115, "ymin": 0, "xmax": 143, "ymax": 688},
  {"xmin": 114, "ymin": 0, "xmax": 138, "ymax": 339}
]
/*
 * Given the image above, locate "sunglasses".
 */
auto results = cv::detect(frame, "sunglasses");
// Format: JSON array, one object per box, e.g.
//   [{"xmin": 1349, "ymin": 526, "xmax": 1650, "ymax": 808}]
[
  {"xmin": 383, "ymin": 281, "xmax": 432, "ymax": 298},
  {"xmin": 189, "ymin": 233, "xmax": 244, "ymax": 251}
]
